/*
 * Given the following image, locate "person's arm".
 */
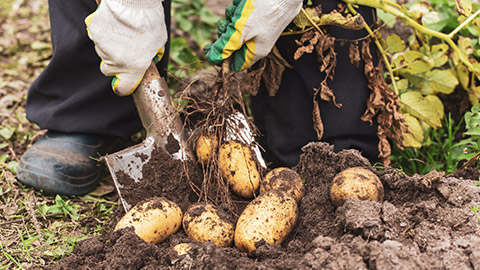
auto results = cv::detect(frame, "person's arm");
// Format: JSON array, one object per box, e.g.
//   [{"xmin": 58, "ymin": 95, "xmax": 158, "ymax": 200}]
[
  {"xmin": 85, "ymin": 0, "xmax": 168, "ymax": 96},
  {"xmin": 205, "ymin": 0, "xmax": 303, "ymax": 72}
]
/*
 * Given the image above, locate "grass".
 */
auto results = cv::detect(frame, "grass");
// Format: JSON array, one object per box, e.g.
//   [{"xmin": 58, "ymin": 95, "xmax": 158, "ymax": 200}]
[
  {"xmin": 389, "ymin": 113, "xmax": 470, "ymax": 175},
  {"xmin": 0, "ymin": 0, "xmax": 220, "ymax": 267},
  {"xmin": 1, "ymin": 0, "xmax": 479, "ymax": 268}
]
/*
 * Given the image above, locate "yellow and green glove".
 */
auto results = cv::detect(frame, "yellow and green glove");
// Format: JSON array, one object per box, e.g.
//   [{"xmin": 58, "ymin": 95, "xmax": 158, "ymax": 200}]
[
  {"xmin": 85, "ymin": 0, "xmax": 167, "ymax": 96},
  {"xmin": 205, "ymin": 0, "xmax": 303, "ymax": 72}
]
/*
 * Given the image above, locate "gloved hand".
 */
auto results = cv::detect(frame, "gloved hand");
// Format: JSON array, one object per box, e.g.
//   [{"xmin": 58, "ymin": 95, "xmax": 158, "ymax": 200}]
[
  {"xmin": 205, "ymin": 0, "xmax": 302, "ymax": 72},
  {"xmin": 85, "ymin": 0, "xmax": 167, "ymax": 96}
]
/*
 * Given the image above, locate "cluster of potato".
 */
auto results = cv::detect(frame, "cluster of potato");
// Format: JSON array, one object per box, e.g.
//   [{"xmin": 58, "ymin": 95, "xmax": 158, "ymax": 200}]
[
  {"xmin": 115, "ymin": 138, "xmax": 384, "ymax": 257},
  {"xmin": 115, "ymin": 166, "xmax": 305, "ymax": 256}
]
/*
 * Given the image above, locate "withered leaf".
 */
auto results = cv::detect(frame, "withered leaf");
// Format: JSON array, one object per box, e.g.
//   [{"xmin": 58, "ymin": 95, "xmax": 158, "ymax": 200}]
[
  {"xmin": 349, "ymin": 41, "xmax": 361, "ymax": 67},
  {"xmin": 313, "ymin": 101, "xmax": 324, "ymax": 140},
  {"xmin": 294, "ymin": 31, "xmax": 321, "ymax": 60},
  {"xmin": 360, "ymin": 39, "xmax": 406, "ymax": 164},
  {"xmin": 318, "ymin": 81, "xmax": 341, "ymax": 108}
]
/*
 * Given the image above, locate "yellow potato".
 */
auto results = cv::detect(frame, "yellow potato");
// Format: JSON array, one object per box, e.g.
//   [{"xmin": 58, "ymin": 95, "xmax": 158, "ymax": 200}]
[
  {"xmin": 195, "ymin": 134, "xmax": 218, "ymax": 165},
  {"xmin": 182, "ymin": 203, "xmax": 234, "ymax": 247},
  {"xmin": 115, "ymin": 197, "xmax": 183, "ymax": 244},
  {"xmin": 219, "ymin": 141, "xmax": 260, "ymax": 198},
  {"xmin": 330, "ymin": 167, "xmax": 384, "ymax": 207},
  {"xmin": 173, "ymin": 243, "xmax": 193, "ymax": 256},
  {"xmin": 260, "ymin": 167, "xmax": 305, "ymax": 203},
  {"xmin": 234, "ymin": 190, "xmax": 298, "ymax": 256}
]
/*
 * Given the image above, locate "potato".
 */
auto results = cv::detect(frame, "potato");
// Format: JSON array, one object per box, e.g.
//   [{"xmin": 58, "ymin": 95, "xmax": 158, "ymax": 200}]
[
  {"xmin": 219, "ymin": 140, "xmax": 260, "ymax": 198},
  {"xmin": 195, "ymin": 134, "xmax": 218, "ymax": 165},
  {"xmin": 260, "ymin": 167, "xmax": 305, "ymax": 203},
  {"xmin": 115, "ymin": 197, "xmax": 183, "ymax": 244},
  {"xmin": 330, "ymin": 167, "xmax": 384, "ymax": 207},
  {"xmin": 173, "ymin": 243, "xmax": 193, "ymax": 256},
  {"xmin": 234, "ymin": 190, "xmax": 298, "ymax": 256},
  {"xmin": 182, "ymin": 203, "xmax": 234, "ymax": 247}
]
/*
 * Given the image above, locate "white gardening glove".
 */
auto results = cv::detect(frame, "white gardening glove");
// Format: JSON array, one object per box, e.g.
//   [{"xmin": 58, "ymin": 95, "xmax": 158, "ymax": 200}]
[
  {"xmin": 205, "ymin": 0, "xmax": 302, "ymax": 72},
  {"xmin": 85, "ymin": 0, "xmax": 168, "ymax": 96}
]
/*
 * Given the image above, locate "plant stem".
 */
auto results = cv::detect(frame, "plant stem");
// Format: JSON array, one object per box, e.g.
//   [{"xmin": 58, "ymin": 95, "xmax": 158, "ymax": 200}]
[
  {"xmin": 301, "ymin": 8, "xmax": 325, "ymax": 35},
  {"xmin": 341, "ymin": 0, "xmax": 476, "ymax": 73},
  {"xmin": 345, "ymin": 3, "xmax": 399, "ymax": 95},
  {"xmin": 449, "ymin": 8, "xmax": 480, "ymax": 38}
]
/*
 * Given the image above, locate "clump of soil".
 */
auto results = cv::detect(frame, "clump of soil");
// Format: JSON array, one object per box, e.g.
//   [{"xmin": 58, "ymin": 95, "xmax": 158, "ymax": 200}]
[
  {"xmin": 115, "ymin": 147, "xmax": 202, "ymax": 212},
  {"xmin": 48, "ymin": 142, "xmax": 480, "ymax": 269}
]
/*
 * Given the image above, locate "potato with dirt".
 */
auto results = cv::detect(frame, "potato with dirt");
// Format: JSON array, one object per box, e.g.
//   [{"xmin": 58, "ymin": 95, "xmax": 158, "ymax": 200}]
[
  {"xmin": 182, "ymin": 203, "xmax": 235, "ymax": 247},
  {"xmin": 218, "ymin": 140, "xmax": 260, "ymax": 198},
  {"xmin": 234, "ymin": 189, "xmax": 298, "ymax": 256},
  {"xmin": 260, "ymin": 167, "xmax": 305, "ymax": 203},
  {"xmin": 115, "ymin": 197, "xmax": 183, "ymax": 244},
  {"xmin": 329, "ymin": 167, "xmax": 384, "ymax": 207},
  {"xmin": 195, "ymin": 133, "xmax": 218, "ymax": 165}
]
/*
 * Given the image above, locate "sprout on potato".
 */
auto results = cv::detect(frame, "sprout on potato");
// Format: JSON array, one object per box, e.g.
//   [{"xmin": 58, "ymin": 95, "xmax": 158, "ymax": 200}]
[
  {"xmin": 115, "ymin": 197, "xmax": 183, "ymax": 244},
  {"xmin": 329, "ymin": 167, "xmax": 384, "ymax": 207}
]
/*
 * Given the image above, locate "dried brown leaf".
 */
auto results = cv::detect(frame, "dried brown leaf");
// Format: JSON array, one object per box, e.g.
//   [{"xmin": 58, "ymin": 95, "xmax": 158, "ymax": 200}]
[
  {"xmin": 294, "ymin": 31, "xmax": 321, "ymax": 60},
  {"xmin": 318, "ymin": 81, "xmax": 341, "ymax": 108},
  {"xmin": 360, "ymin": 39, "xmax": 406, "ymax": 164},
  {"xmin": 349, "ymin": 41, "xmax": 361, "ymax": 67},
  {"xmin": 313, "ymin": 101, "xmax": 324, "ymax": 139}
]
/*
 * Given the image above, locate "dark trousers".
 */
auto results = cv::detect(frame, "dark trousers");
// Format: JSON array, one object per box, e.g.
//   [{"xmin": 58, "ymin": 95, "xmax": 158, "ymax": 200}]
[
  {"xmin": 27, "ymin": 0, "xmax": 378, "ymax": 167},
  {"xmin": 26, "ymin": 0, "xmax": 170, "ymax": 139},
  {"xmin": 251, "ymin": 1, "xmax": 379, "ymax": 167}
]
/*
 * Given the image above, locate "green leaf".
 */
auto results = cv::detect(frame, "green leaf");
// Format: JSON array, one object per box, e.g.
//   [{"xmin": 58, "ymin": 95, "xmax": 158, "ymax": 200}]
[
  {"xmin": 464, "ymin": 104, "xmax": 480, "ymax": 136},
  {"xmin": 0, "ymin": 127, "xmax": 15, "ymax": 140},
  {"xmin": 377, "ymin": 9, "xmax": 396, "ymax": 28},
  {"xmin": 429, "ymin": 44, "xmax": 449, "ymax": 67},
  {"xmin": 408, "ymin": 2, "xmax": 431, "ymax": 20},
  {"xmin": 423, "ymin": 69, "xmax": 459, "ymax": 94},
  {"xmin": 0, "ymin": 154, "xmax": 8, "ymax": 164},
  {"xmin": 386, "ymin": 34, "xmax": 405, "ymax": 53},
  {"xmin": 456, "ymin": 0, "xmax": 472, "ymax": 16},
  {"xmin": 393, "ymin": 51, "xmax": 431, "ymax": 74},
  {"xmin": 402, "ymin": 113, "xmax": 424, "ymax": 148},
  {"xmin": 7, "ymin": 161, "xmax": 18, "ymax": 174},
  {"xmin": 422, "ymin": 11, "xmax": 441, "ymax": 26},
  {"xmin": 400, "ymin": 91, "xmax": 444, "ymax": 129}
]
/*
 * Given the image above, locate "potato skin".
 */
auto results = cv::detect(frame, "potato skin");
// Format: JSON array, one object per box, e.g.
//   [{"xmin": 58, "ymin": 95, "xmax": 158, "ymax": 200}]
[
  {"xmin": 173, "ymin": 243, "xmax": 192, "ymax": 256},
  {"xmin": 182, "ymin": 203, "xmax": 234, "ymax": 247},
  {"xmin": 330, "ymin": 167, "xmax": 384, "ymax": 207},
  {"xmin": 195, "ymin": 134, "xmax": 218, "ymax": 165},
  {"xmin": 218, "ymin": 141, "xmax": 260, "ymax": 198},
  {"xmin": 260, "ymin": 167, "xmax": 305, "ymax": 203},
  {"xmin": 234, "ymin": 190, "xmax": 298, "ymax": 256},
  {"xmin": 115, "ymin": 197, "xmax": 183, "ymax": 244}
]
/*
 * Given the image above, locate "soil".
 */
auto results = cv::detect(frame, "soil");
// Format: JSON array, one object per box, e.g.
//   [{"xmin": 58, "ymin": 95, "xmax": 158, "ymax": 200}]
[
  {"xmin": 114, "ymin": 147, "xmax": 202, "ymax": 212},
  {"xmin": 45, "ymin": 142, "xmax": 480, "ymax": 270}
]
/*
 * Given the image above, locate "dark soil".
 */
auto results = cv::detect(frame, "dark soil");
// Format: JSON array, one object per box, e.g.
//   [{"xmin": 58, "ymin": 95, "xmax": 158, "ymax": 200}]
[
  {"xmin": 115, "ymin": 147, "xmax": 202, "ymax": 212},
  {"xmin": 47, "ymin": 142, "xmax": 480, "ymax": 269}
]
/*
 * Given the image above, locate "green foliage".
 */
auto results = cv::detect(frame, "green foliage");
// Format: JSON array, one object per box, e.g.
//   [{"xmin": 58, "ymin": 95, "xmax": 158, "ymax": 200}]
[
  {"xmin": 390, "ymin": 114, "xmax": 463, "ymax": 175},
  {"xmin": 168, "ymin": 0, "xmax": 220, "ymax": 83}
]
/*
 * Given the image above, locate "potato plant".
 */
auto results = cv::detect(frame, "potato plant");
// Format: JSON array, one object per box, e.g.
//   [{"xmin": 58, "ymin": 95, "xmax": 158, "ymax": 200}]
[{"xmin": 285, "ymin": 0, "xmax": 480, "ymax": 165}]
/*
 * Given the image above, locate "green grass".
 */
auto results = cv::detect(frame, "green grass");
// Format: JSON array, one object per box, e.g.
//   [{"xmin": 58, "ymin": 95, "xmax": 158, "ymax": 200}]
[{"xmin": 390, "ymin": 113, "xmax": 465, "ymax": 175}]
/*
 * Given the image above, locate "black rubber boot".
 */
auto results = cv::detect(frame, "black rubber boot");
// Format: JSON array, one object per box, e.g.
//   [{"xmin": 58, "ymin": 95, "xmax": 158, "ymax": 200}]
[{"xmin": 17, "ymin": 131, "xmax": 125, "ymax": 196}]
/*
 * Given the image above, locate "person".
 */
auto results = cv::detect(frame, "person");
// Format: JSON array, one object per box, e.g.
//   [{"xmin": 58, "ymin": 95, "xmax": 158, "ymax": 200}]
[{"xmin": 17, "ymin": 0, "xmax": 378, "ymax": 196}]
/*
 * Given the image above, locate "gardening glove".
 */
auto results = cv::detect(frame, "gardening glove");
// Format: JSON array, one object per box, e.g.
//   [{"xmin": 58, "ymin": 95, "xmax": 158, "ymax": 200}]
[
  {"xmin": 204, "ymin": 0, "xmax": 302, "ymax": 72},
  {"xmin": 85, "ymin": 0, "xmax": 168, "ymax": 96}
]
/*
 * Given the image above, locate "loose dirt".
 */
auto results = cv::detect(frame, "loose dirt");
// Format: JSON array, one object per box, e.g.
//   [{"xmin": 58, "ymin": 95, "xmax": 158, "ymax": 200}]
[{"xmin": 46, "ymin": 142, "xmax": 480, "ymax": 269}]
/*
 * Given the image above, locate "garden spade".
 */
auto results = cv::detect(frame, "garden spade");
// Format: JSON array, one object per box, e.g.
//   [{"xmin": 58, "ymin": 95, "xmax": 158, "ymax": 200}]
[{"xmin": 104, "ymin": 62, "xmax": 193, "ymax": 212}]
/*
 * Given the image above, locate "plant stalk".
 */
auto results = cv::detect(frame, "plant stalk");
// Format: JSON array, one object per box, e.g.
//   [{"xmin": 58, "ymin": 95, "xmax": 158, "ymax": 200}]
[
  {"xmin": 449, "ymin": 8, "xmax": 480, "ymax": 38},
  {"xmin": 341, "ymin": 0, "xmax": 476, "ymax": 73}
]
